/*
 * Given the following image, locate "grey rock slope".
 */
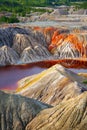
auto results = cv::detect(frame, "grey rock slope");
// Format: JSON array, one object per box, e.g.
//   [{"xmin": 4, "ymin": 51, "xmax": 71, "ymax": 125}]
[
  {"xmin": 0, "ymin": 27, "xmax": 29, "ymax": 47},
  {"xmin": 21, "ymin": 45, "xmax": 51, "ymax": 63},
  {"xmin": 0, "ymin": 91, "xmax": 51, "ymax": 130},
  {"xmin": 0, "ymin": 45, "xmax": 19, "ymax": 66},
  {"xmin": 0, "ymin": 27, "xmax": 51, "ymax": 65}
]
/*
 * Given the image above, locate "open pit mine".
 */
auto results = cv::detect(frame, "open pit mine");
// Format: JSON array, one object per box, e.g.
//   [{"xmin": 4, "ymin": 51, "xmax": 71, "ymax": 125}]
[{"xmin": 0, "ymin": 24, "xmax": 87, "ymax": 130}]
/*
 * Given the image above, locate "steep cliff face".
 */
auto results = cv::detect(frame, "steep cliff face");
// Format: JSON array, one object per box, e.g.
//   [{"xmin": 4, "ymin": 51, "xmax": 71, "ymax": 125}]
[
  {"xmin": 16, "ymin": 64, "xmax": 87, "ymax": 106},
  {"xmin": 26, "ymin": 92, "xmax": 87, "ymax": 130},
  {"xmin": 0, "ymin": 91, "xmax": 51, "ymax": 130}
]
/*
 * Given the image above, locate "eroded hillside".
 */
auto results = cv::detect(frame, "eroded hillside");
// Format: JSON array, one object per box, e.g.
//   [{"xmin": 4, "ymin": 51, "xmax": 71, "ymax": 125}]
[
  {"xmin": 16, "ymin": 64, "xmax": 87, "ymax": 130},
  {"xmin": 16, "ymin": 64, "xmax": 87, "ymax": 105},
  {"xmin": 26, "ymin": 92, "xmax": 87, "ymax": 130},
  {"xmin": 0, "ymin": 26, "xmax": 87, "ymax": 67},
  {"xmin": 0, "ymin": 64, "xmax": 87, "ymax": 130}
]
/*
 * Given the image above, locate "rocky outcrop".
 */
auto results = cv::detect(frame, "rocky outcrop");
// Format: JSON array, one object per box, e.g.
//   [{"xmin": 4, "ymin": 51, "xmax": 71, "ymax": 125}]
[
  {"xmin": 16, "ymin": 64, "xmax": 87, "ymax": 106},
  {"xmin": 26, "ymin": 92, "xmax": 87, "ymax": 130},
  {"xmin": 0, "ymin": 90, "xmax": 51, "ymax": 130},
  {"xmin": 0, "ymin": 45, "xmax": 19, "ymax": 66}
]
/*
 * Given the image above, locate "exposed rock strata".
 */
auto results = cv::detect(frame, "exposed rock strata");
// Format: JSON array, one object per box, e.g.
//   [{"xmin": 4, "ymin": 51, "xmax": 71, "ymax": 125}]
[
  {"xmin": 0, "ymin": 27, "xmax": 29, "ymax": 47},
  {"xmin": 1, "ymin": 64, "xmax": 87, "ymax": 130},
  {"xmin": 0, "ymin": 26, "xmax": 87, "ymax": 66},
  {"xmin": 26, "ymin": 92, "xmax": 87, "ymax": 130},
  {"xmin": 16, "ymin": 64, "xmax": 86, "ymax": 106},
  {"xmin": 21, "ymin": 45, "xmax": 51, "ymax": 63},
  {"xmin": 49, "ymin": 32, "xmax": 87, "ymax": 58},
  {"xmin": 13, "ymin": 34, "xmax": 32, "ymax": 54},
  {"xmin": 0, "ymin": 45, "xmax": 19, "ymax": 66},
  {"xmin": 0, "ymin": 91, "xmax": 51, "ymax": 130},
  {"xmin": 0, "ymin": 26, "xmax": 52, "ymax": 65}
]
